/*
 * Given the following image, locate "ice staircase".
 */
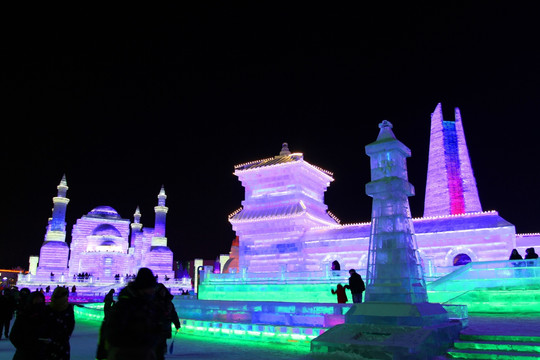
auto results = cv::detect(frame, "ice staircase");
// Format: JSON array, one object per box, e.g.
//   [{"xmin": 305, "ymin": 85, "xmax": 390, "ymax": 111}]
[
  {"xmin": 427, "ymin": 259, "xmax": 540, "ymax": 313},
  {"xmin": 446, "ymin": 333, "xmax": 540, "ymax": 359}
]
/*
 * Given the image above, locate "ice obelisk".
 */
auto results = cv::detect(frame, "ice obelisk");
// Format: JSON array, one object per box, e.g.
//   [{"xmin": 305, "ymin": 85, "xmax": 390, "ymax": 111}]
[
  {"xmin": 311, "ymin": 121, "xmax": 462, "ymax": 359},
  {"xmin": 424, "ymin": 104, "xmax": 482, "ymax": 216}
]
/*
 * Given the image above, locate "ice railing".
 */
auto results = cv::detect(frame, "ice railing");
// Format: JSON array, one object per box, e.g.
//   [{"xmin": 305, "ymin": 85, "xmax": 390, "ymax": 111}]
[
  {"xmin": 427, "ymin": 258, "xmax": 540, "ymax": 292},
  {"xmin": 200, "ymin": 267, "xmax": 366, "ymax": 285}
]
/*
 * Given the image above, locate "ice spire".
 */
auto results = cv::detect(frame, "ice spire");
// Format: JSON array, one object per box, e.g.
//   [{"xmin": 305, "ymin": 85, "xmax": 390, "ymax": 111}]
[
  {"xmin": 134, "ymin": 206, "xmax": 141, "ymax": 223},
  {"xmin": 279, "ymin": 142, "xmax": 291, "ymax": 156},
  {"xmin": 153, "ymin": 185, "xmax": 168, "ymax": 242},
  {"xmin": 50, "ymin": 174, "xmax": 70, "ymax": 233},
  {"xmin": 424, "ymin": 103, "xmax": 482, "ymax": 217}
]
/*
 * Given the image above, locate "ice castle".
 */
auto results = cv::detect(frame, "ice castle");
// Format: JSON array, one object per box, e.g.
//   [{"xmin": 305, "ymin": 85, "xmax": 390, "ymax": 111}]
[
  {"xmin": 199, "ymin": 103, "xmax": 540, "ymax": 302},
  {"xmin": 29, "ymin": 182, "xmax": 175, "ymax": 282}
]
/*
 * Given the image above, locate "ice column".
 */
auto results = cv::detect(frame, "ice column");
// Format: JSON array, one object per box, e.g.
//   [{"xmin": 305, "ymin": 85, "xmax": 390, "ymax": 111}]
[{"xmin": 364, "ymin": 120, "xmax": 427, "ymax": 303}]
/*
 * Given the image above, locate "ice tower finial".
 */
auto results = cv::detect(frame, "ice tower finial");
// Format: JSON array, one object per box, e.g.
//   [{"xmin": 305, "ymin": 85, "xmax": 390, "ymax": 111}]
[
  {"xmin": 134, "ymin": 206, "xmax": 141, "ymax": 223},
  {"xmin": 376, "ymin": 120, "xmax": 397, "ymax": 141},
  {"xmin": 424, "ymin": 103, "xmax": 482, "ymax": 216},
  {"xmin": 279, "ymin": 142, "xmax": 291, "ymax": 156}
]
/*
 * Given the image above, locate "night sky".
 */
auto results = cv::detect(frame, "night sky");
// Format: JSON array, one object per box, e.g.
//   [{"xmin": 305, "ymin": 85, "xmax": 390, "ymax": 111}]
[{"xmin": 2, "ymin": 4, "xmax": 539, "ymax": 269}]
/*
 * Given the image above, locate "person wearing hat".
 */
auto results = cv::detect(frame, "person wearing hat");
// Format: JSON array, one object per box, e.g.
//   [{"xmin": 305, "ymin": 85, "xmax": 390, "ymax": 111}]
[
  {"xmin": 104, "ymin": 267, "xmax": 161, "ymax": 360},
  {"xmin": 44, "ymin": 286, "xmax": 75, "ymax": 360}
]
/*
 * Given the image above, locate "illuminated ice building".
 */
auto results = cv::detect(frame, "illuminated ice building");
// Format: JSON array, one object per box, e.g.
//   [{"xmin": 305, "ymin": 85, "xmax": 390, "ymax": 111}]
[
  {"xmin": 199, "ymin": 103, "xmax": 540, "ymax": 302},
  {"xmin": 32, "ymin": 182, "xmax": 175, "ymax": 282}
]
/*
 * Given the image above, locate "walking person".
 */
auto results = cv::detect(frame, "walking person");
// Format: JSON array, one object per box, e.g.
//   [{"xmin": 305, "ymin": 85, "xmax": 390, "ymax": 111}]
[
  {"xmin": 44, "ymin": 286, "xmax": 75, "ymax": 360},
  {"xmin": 104, "ymin": 267, "xmax": 161, "ymax": 360},
  {"xmin": 344, "ymin": 269, "xmax": 366, "ymax": 303},
  {"xmin": 154, "ymin": 283, "xmax": 180, "ymax": 360}
]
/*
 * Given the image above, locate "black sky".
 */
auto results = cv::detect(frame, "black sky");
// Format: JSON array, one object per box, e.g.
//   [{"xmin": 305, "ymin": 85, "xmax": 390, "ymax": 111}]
[{"xmin": 2, "ymin": 4, "xmax": 539, "ymax": 269}]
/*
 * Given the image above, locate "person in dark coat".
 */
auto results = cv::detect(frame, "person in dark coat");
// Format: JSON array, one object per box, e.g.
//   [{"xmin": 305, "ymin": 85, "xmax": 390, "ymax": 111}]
[
  {"xmin": 509, "ymin": 249, "xmax": 523, "ymax": 260},
  {"xmin": 105, "ymin": 267, "xmax": 161, "ymax": 360},
  {"xmin": 344, "ymin": 269, "xmax": 366, "ymax": 303},
  {"xmin": 9, "ymin": 291, "xmax": 48, "ymax": 359},
  {"xmin": 525, "ymin": 247, "xmax": 539, "ymax": 259},
  {"xmin": 44, "ymin": 286, "xmax": 75, "ymax": 360},
  {"xmin": 15, "ymin": 288, "xmax": 31, "ymax": 316},
  {"xmin": 0, "ymin": 288, "xmax": 16, "ymax": 339},
  {"xmin": 331, "ymin": 284, "xmax": 348, "ymax": 304},
  {"xmin": 154, "ymin": 283, "xmax": 180, "ymax": 360},
  {"xmin": 96, "ymin": 289, "xmax": 116, "ymax": 360}
]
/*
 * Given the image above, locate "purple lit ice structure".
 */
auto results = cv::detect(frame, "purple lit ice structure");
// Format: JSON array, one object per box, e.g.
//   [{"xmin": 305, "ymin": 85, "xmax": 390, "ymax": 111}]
[
  {"xmin": 35, "ymin": 180, "xmax": 174, "ymax": 281},
  {"xmin": 424, "ymin": 103, "xmax": 482, "ymax": 216},
  {"xmin": 36, "ymin": 174, "xmax": 70, "ymax": 277},
  {"xmin": 200, "ymin": 104, "xmax": 533, "ymax": 303}
]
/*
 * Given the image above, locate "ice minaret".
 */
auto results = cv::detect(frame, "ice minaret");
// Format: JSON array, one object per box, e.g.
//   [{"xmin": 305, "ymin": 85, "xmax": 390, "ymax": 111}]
[
  {"xmin": 424, "ymin": 103, "xmax": 482, "ymax": 217},
  {"xmin": 132, "ymin": 206, "xmax": 142, "ymax": 231},
  {"xmin": 153, "ymin": 185, "xmax": 167, "ymax": 245},
  {"xmin": 364, "ymin": 120, "xmax": 427, "ymax": 303},
  {"xmin": 144, "ymin": 185, "xmax": 174, "ymax": 279},
  {"xmin": 36, "ymin": 175, "xmax": 70, "ymax": 276},
  {"xmin": 50, "ymin": 174, "xmax": 69, "ymax": 234}
]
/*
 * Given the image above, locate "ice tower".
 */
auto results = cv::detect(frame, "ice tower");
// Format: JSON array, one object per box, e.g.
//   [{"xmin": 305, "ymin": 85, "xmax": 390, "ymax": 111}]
[
  {"xmin": 36, "ymin": 175, "xmax": 70, "ymax": 276},
  {"xmin": 143, "ymin": 185, "xmax": 174, "ymax": 278},
  {"xmin": 424, "ymin": 103, "xmax": 482, "ymax": 216},
  {"xmin": 364, "ymin": 120, "xmax": 427, "ymax": 303},
  {"xmin": 312, "ymin": 121, "xmax": 461, "ymax": 359},
  {"xmin": 229, "ymin": 143, "xmax": 337, "ymax": 273}
]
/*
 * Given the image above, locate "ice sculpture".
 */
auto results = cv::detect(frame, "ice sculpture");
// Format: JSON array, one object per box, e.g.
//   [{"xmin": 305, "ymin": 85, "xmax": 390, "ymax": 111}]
[
  {"xmin": 34, "ymin": 181, "xmax": 174, "ymax": 281},
  {"xmin": 36, "ymin": 175, "xmax": 70, "ymax": 276},
  {"xmin": 311, "ymin": 121, "xmax": 462, "ymax": 359},
  {"xmin": 424, "ymin": 103, "xmax": 482, "ymax": 216},
  {"xmin": 364, "ymin": 120, "xmax": 427, "ymax": 303}
]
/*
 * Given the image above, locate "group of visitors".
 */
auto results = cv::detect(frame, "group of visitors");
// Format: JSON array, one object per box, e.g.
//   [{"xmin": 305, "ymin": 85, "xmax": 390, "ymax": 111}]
[
  {"xmin": 509, "ymin": 247, "xmax": 538, "ymax": 261},
  {"xmin": 9, "ymin": 286, "xmax": 75, "ymax": 359},
  {"xmin": 331, "ymin": 269, "xmax": 366, "ymax": 304},
  {"xmin": 97, "ymin": 267, "xmax": 181, "ymax": 360}
]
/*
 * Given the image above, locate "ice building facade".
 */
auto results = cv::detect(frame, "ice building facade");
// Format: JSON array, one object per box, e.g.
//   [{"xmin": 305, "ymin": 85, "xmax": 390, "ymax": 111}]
[
  {"xmin": 35, "ymin": 182, "xmax": 174, "ymax": 280},
  {"xmin": 221, "ymin": 104, "xmax": 538, "ymax": 283}
]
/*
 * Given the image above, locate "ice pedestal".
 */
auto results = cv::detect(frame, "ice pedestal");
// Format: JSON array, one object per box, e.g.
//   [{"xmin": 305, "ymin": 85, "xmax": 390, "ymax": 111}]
[{"xmin": 312, "ymin": 303, "xmax": 462, "ymax": 358}]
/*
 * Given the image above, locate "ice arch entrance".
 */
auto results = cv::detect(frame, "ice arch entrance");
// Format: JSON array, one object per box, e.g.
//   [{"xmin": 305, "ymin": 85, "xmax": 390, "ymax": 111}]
[{"xmin": 453, "ymin": 253, "xmax": 472, "ymax": 266}]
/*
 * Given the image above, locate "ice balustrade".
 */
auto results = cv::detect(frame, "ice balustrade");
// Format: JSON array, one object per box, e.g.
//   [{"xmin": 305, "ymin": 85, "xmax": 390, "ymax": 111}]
[
  {"xmin": 428, "ymin": 259, "xmax": 540, "ymax": 293},
  {"xmin": 200, "ymin": 267, "xmax": 363, "ymax": 285}
]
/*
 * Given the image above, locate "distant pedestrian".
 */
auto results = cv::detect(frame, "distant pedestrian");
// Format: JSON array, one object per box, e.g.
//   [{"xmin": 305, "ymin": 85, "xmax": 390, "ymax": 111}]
[
  {"xmin": 331, "ymin": 284, "xmax": 348, "ymax": 303},
  {"xmin": 525, "ymin": 247, "xmax": 538, "ymax": 260},
  {"xmin": 9, "ymin": 291, "xmax": 48, "ymax": 359},
  {"xmin": 154, "ymin": 283, "xmax": 180, "ymax": 359},
  {"xmin": 105, "ymin": 267, "xmax": 160, "ymax": 360},
  {"xmin": 509, "ymin": 249, "xmax": 523, "ymax": 260},
  {"xmin": 344, "ymin": 269, "xmax": 366, "ymax": 303},
  {"xmin": 44, "ymin": 286, "xmax": 75, "ymax": 360},
  {"xmin": 0, "ymin": 288, "xmax": 16, "ymax": 339}
]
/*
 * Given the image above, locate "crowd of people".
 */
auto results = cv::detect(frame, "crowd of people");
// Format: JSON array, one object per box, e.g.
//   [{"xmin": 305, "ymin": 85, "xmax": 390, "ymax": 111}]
[{"xmin": 7, "ymin": 286, "xmax": 75, "ymax": 359}]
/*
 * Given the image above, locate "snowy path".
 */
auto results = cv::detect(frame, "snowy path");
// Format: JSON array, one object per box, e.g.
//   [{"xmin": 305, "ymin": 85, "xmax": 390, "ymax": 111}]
[
  {"xmin": 0, "ymin": 319, "xmax": 315, "ymax": 360},
  {"xmin": 1, "ymin": 314, "xmax": 539, "ymax": 359}
]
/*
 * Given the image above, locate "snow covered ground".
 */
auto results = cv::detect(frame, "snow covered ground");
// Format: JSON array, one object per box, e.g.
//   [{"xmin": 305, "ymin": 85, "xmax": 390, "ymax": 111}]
[{"xmin": 1, "ymin": 313, "xmax": 538, "ymax": 359}]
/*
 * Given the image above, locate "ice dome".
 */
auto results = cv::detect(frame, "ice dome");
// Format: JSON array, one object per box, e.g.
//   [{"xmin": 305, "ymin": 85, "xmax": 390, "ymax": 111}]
[
  {"xmin": 92, "ymin": 224, "xmax": 122, "ymax": 237},
  {"xmin": 87, "ymin": 206, "xmax": 122, "ymax": 219}
]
